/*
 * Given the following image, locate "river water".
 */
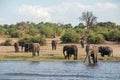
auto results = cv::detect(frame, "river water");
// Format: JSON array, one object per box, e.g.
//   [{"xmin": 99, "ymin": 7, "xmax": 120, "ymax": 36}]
[{"xmin": 0, "ymin": 61, "xmax": 120, "ymax": 80}]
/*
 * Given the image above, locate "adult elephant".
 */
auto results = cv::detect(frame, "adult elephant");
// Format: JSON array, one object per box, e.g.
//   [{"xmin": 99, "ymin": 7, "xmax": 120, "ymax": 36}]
[
  {"xmin": 14, "ymin": 42, "xmax": 19, "ymax": 52},
  {"xmin": 51, "ymin": 40, "xmax": 57, "ymax": 50},
  {"xmin": 98, "ymin": 46, "xmax": 113, "ymax": 57},
  {"xmin": 24, "ymin": 43, "xmax": 31, "ymax": 52},
  {"xmin": 84, "ymin": 44, "xmax": 98, "ymax": 64},
  {"xmin": 63, "ymin": 45, "xmax": 78, "ymax": 60},
  {"xmin": 19, "ymin": 42, "xmax": 32, "ymax": 52},
  {"xmin": 29, "ymin": 43, "xmax": 40, "ymax": 57}
]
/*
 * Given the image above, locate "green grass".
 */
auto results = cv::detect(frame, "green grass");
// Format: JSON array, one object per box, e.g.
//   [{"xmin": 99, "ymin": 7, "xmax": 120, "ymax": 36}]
[{"xmin": 0, "ymin": 51, "xmax": 120, "ymax": 62}]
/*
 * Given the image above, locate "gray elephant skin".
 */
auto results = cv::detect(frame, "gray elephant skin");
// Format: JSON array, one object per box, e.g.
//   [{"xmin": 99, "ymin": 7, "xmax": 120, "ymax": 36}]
[
  {"xmin": 63, "ymin": 45, "xmax": 78, "ymax": 60},
  {"xmin": 14, "ymin": 42, "xmax": 19, "ymax": 52},
  {"xmin": 29, "ymin": 43, "xmax": 40, "ymax": 57},
  {"xmin": 51, "ymin": 40, "xmax": 57, "ymax": 50},
  {"xmin": 98, "ymin": 46, "xmax": 113, "ymax": 57},
  {"xmin": 85, "ymin": 44, "xmax": 98, "ymax": 64}
]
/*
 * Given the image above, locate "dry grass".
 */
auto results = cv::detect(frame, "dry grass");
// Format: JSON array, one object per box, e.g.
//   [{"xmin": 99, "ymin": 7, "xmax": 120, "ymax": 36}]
[{"xmin": 0, "ymin": 37, "xmax": 120, "ymax": 62}]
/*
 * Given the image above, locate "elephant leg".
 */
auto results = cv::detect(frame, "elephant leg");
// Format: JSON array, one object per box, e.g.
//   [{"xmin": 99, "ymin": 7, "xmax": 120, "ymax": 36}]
[
  {"xmin": 65, "ymin": 54, "xmax": 68, "ymax": 59},
  {"xmin": 101, "ymin": 53, "xmax": 104, "ymax": 57},
  {"xmin": 37, "ymin": 51, "xmax": 39, "ymax": 56},
  {"xmin": 63, "ymin": 52, "xmax": 66, "ymax": 59},
  {"xmin": 88, "ymin": 55, "xmax": 91, "ymax": 63},
  {"xmin": 96, "ymin": 56, "xmax": 98, "ymax": 63},
  {"xmin": 108, "ymin": 53, "xmax": 111, "ymax": 57},
  {"xmin": 65, "ymin": 53, "xmax": 68, "ymax": 59},
  {"xmin": 93, "ymin": 53, "xmax": 98, "ymax": 63},
  {"xmin": 73, "ymin": 54, "xmax": 76, "ymax": 60},
  {"xmin": 55, "ymin": 46, "xmax": 56, "ymax": 50},
  {"xmin": 74, "ymin": 53, "xmax": 77, "ymax": 60},
  {"xmin": 68, "ymin": 54, "xmax": 70, "ymax": 59},
  {"xmin": 32, "ymin": 52, "xmax": 36, "ymax": 57},
  {"xmin": 91, "ymin": 54, "xmax": 95, "ymax": 63},
  {"xmin": 92, "ymin": 56, "xmax": 96, "ymax": 63},
  {"xmin": 65, "ymin": 56, "xmax": 67, "ymax": 59},
  {"xmin": 76, "ymin": 53, "xmax": 78, "ymax": 60}
]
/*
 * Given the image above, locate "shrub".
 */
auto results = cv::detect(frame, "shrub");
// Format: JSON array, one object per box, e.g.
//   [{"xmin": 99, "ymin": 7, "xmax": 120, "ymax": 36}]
[
  {"xmin": 61, "ymin": 29, "xmax": 80, "ymax": 43},
  {"xmin": 106, "ymin": 29, "xmax": 120, "ymax": 41},
  {"xmin": 87, "ymin": 33, "xmax": 105, "ymax": 44},
  {"xmin": 0, "ymin": 28, "xmax": 7, "ymax": 36},
  {"xmin": 1, "ymin": 39, "xmax": 12, "ymax": 46},
  {"xmin": 7, "ymin": 28, "xmax": 20, "ymax": 37},
  {"xmin": 18, "ymin": 35, "xmax": 46, "ymax": 45}
]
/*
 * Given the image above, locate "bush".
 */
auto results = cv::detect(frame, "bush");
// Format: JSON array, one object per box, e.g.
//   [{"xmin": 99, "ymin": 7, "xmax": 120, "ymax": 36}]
[
  {"xmin": 18, "ymin": 35, "xmax": 46, "ymax": 45},
  {"xmin": 1, "ymin": 39, "xmax": 12, "ymax": 46},
  {"xmin": 61, "ymin": 29, "xmax": 80, "ymax": 43},
  {"xmin": 39, "ymin": 23, "xmax": 63, "ymax": 38},
  {"xmin": 0, "ymin": 28, "xmax": 7, "ymax": 36},
  {"xmin": 7, "ymin": 28, "xmax": 20, "ymax": 37},
  {"xmin": 87, "ymin": 33, "xmax": 105, "ymax": 44},
  {"xmin": 106, "ymin": 29, "xmax": 120, "ymax": 41}
]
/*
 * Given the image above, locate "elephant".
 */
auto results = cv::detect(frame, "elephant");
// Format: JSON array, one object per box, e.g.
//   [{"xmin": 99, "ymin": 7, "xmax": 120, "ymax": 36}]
[
  {"xmin": 14, "ymin": 42, "xmax": 19, "ymax": 52},
  {"xmin": 98, "ymin": 46, "xmax": 113, "ymax": 57},
  {"xmin": 18, "ymin": 42, "xmax": 32, "ymax": 52},
  {"xmin": 24, "ymin": 43, "xmax": 32, "ymax": 52},
  {"xmin": 63, "ymin": 45, "xmax": 78, "ymax": 60},
  {"xmin": 29, "ymin": 43, "xmax": 40, "ymax": 57},
  {"xmin": 51, "ymin": 40, "xmax": 57, "ymax": 50},
  {"xmin": 84, "ymin": 44, "xmax": 98, "ymax": 64},
  {"xmin": 80, "ymin": 39, "xmax": 84, "ymax": 48}
]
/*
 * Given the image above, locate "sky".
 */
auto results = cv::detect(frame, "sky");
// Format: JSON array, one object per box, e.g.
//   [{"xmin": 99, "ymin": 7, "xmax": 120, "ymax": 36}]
[{"xmin": 0, "ymin": 0, "xmax": 120, "ymax": 26}]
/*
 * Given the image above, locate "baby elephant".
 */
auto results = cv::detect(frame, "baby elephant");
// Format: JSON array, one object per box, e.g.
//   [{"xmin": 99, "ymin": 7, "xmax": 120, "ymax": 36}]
[{"xmin": 29, "ymin": 43, "xmax": 40, "ymax": 57}]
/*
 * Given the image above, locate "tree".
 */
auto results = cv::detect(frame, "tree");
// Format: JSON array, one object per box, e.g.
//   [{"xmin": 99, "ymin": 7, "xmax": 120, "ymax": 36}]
[
  {"xmin": 74, "ymin": 23, "xmax": 85, "ymax": 28},
  {"xmin": 79, "ymin": 11, "xmax": 97, "ymax": 29},
  {"xmin": 96, "ymin": 21, "xmax": 117, "ymax": 28}
]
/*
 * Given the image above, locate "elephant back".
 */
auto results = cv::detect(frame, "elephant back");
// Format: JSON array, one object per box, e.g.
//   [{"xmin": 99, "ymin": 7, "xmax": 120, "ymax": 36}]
[
  {"xmin": 99, "ymin": 46, "xmax": 112, "ymax": 54},
  {"xmin": 98, "ymin": 46, "xmax": 113, "ymax": 56},
  {"xmin": 70, "ymin": 45, "xmax": 78, "ymax": 53},
  {"xmin": 31, "ymin": 43, "xmax": 40, "ymax": 51},
  {"xmin": 63, "ymin": 45, "xmax": 78, "ymax": 54},
  {"xmin": 63, "ymin": 45, "xmax": 70, "ymax": 53}
]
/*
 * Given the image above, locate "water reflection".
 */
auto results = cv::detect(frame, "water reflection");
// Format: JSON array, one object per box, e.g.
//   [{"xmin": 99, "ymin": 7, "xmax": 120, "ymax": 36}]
[{"xmin": 0, "ymin": 61, "xmax": 120, "ymax": 80}]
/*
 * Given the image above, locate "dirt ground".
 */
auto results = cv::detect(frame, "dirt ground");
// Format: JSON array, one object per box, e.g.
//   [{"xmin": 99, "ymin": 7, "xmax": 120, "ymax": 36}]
[{"xmin": 0, "ymin": 37, "xmax": 120, "ymax": 57}]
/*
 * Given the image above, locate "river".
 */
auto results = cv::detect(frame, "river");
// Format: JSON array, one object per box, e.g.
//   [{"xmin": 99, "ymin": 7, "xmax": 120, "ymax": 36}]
[{"xmin": 0, "ymin": 61, "xmax": 120, "ymax": 80}]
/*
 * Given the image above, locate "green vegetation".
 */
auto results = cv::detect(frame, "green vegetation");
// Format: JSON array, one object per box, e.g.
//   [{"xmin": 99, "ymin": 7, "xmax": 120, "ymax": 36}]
[
  {"xmin": 0, "ymin": 11, "xmax": 120, "ymax": 62},
  {"xmin": 61, "ymin": 28, "xmax": 80, "ymax": 43},
  {"xmin": 0, "ymin": 21, "xmax": 120, "ymax": 44},
  {"xmin": 0, "ymin": 39, "xmax": 12, "ymax": 46},
  {"xmin": 18, "ymin": 34, "xmax": 46, "ymax": 45}
]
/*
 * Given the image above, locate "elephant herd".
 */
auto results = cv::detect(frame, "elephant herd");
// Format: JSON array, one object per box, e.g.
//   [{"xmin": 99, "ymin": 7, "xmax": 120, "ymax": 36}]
[
  {"xmin": 14, "ymin": 40, "xmax": 113, "ymax": 64},
  {"xmin": 14, "ymin": 42, "xmax": 40, "ymax": 57}
]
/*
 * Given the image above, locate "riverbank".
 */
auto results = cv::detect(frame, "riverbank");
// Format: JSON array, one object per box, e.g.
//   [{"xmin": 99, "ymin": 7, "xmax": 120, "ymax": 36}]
[
  {"xmin": 0, "ymin": 37, "xmax": 120, "ymax": 62},
  {"xmin": 0, "ymin": 51, "xmax": 120, "ymax": 62}
]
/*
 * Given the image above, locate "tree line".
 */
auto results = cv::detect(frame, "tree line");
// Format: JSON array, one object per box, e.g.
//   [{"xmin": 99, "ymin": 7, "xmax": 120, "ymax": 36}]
[{"xmin": 0, "ymin": 12, "xmax": 120, "ymax": 45}]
